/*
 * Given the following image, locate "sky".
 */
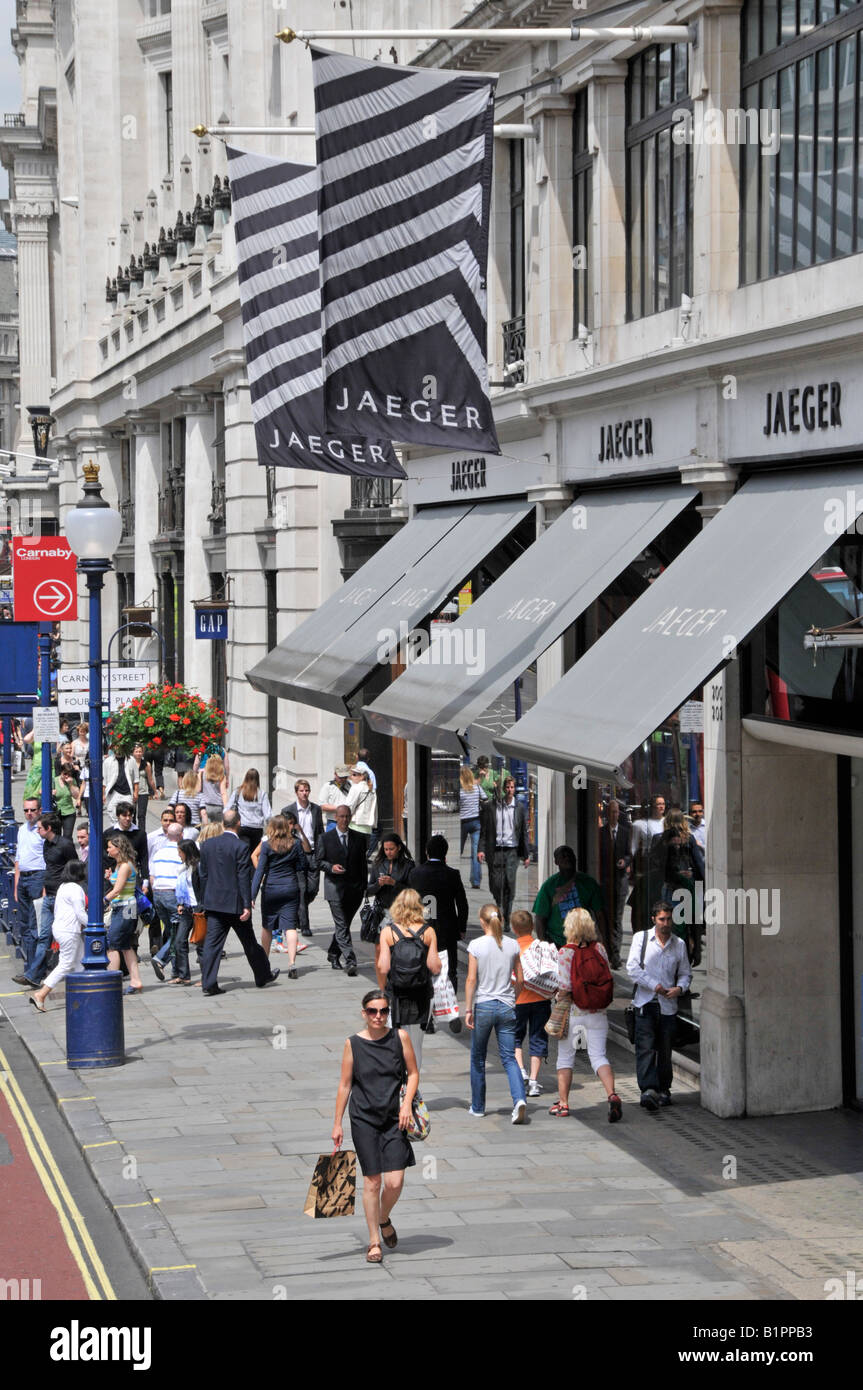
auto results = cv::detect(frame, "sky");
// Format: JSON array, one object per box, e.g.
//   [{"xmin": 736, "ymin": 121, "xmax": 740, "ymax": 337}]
[{"xmin": 0, "ymin": 0, "xmax": 21, "ymax": 200}]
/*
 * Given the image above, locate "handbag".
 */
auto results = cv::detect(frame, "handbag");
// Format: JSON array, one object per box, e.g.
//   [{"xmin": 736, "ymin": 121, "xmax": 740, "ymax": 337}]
[
  {"xmin": 134, "ymin": 889, "xmax": 155, "ymax": 926},
  {"xmin": 359, "ymin": 895, "xmax": 385, "ymax": 943},
  {"xmin": 303, "ymin": 1149, "xmax": 357, "ymax": 1218},
  {"xmin": 544, "ymin": 992, "xmax": 571, "ymax": 1039},
  {"xmin": 399, "ymin": 1085, "xmax": 431, "ymax": 1141},
  {"xmin": 189, "ymin": 910, "xmax": 207, "ymax": 945},
  {"xmin": 624, "ymin": 929, "xmax": 649, "ymax": 1044},
  {"xmin": 432, "ymin": 969, "xmax": 459, "ymax": 1022}
]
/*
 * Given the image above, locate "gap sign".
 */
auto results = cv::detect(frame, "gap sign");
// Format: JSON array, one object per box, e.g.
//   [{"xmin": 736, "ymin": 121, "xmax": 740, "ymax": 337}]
[
  {"xmin": 195, "ymin": 606, "xmax": 228, "ymax": 640},
  {"xmin": 13, "ymin": 537, "xmax": 77, "ymax": 622}
]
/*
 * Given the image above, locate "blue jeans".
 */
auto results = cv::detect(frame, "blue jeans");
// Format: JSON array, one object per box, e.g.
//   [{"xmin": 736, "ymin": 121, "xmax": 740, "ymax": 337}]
[
  {"xmin": 152, "ymin": 890, "xmax": 179, "ymax": 962},
  {"xmin": 172, "ymin": 911, "xmax": 193, "ymax": 980},
  {"xmin": 460, "ymin": 817, "xmax": 481, "ymax": 888},
  {"xmin": 17, "ymin": 870, "xmax": 44, "ymax": 967},
  {"xmin": 470, "ymin": 1000, "xmax": 526, "ymax": 1113},
  {"xmin": 27, "ymin": 894, "xmax": 56, "ymax": 984}
]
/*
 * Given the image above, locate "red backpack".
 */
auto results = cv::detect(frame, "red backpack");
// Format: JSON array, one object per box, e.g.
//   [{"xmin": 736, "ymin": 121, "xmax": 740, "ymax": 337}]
[{"xmin": 569, "ymin": 943, "xmax": 614, "ymax": 1011}]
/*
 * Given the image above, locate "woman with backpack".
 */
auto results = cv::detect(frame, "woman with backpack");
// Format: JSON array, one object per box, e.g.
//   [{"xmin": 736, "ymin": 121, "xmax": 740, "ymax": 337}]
[
  {"xmin": 551, "ymin": 907, "xmax": 622, "ymax": 1122},
  {"xmin": 465, "ymin": 903, "xmax": 528, "ymax": 1123},
  {"xmin": 376, "ymin": 888, "xmax": 441, "ymax": 1070}
]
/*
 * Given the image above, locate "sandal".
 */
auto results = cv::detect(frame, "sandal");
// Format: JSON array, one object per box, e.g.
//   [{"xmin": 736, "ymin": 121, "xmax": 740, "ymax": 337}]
[
  {"xmin": 548, "ymin": 1102, "xmax": 569, "ymax": 1117},
  {"xmin": 123, "ymin": 986, "xmax": 143, "ymax": 995},
  {"xmin": 366, "ymin": 1243, "xmax": 383, "ymax": 1264},
  {"xmin": 380, "ymin": 1220, "xmax": 397, "ymax": 1249}
]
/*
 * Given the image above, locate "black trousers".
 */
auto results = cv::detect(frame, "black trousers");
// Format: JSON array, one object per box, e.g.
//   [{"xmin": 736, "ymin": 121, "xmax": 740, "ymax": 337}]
[
  {"xmin": 634, "ymin": 1000, "xmax": 677, "ymax": 1094},
  {"xmin": 602, "ymin": 872, "xmax": 628, "ymax": 963},
  {"xmin": 327, "ymin": 892, "xmax": 361, "ymax": 968},
  {"xmin": 488, "ymin": 848, "xmax": 519, "ymax": 926},
  {"xmin": 201, "ymin": 911, "xmax": 272, "ymax": 991}
]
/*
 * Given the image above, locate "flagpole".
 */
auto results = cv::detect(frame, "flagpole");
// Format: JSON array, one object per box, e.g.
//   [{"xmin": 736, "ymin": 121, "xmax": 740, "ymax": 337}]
[
  {"xmin": 193, "ymin": 123, "xmax": 536, "ymax": 140},
  {"xmin": 276, "ymin": 25, "xmax": 694, "ymax": 45}
]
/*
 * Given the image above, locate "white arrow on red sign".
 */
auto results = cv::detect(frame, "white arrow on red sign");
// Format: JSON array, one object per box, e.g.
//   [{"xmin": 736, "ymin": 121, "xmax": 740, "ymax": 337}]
[{"xmin": 32, "ymin": 579, "xmax": 75, "ymax": 617}]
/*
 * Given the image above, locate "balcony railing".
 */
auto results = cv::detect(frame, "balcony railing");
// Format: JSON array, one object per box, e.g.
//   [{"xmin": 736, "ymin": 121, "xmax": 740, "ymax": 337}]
[
  {"xmin": 119, "ymin": 498, "xmax": 134, "ymax": 540},
  {"xmin": 208, "ymin": 477, "xmax": 225, "ymax": 532},
  {"xmin": 349, "ymin": 476, "xmax": 402, "ymax": 511},
  {"xmin": 502, "ymin": 314, "xmax": 525, "ymax": 385},
  {"xmin": 3, "ymin": 114, "xmax": 25, "ymax": 128},
  {"xmin": 265, "ymin": 464, "xmax": 277, "ymax": 519}
]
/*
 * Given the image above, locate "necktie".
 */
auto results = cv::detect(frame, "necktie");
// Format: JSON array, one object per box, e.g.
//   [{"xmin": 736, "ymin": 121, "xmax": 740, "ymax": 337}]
[{"xmin": 340, "ymin": 834, "xmax": 347, "ymax": 850}]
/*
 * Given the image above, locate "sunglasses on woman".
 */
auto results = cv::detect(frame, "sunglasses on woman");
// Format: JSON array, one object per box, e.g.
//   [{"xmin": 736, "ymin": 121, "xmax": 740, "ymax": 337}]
[{"xmin": 365, "ymin": 1006, "xmax": 389, "ymax": 1017}]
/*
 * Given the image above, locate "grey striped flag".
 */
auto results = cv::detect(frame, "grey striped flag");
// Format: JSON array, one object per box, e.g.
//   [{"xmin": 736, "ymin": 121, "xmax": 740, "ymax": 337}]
[
  {"xmin": 311, "ymin": 47, "xmax": 500, "ymax": 455},
  {"xmin": 227, "ymin": 146, "xmax": 405, "ymax": 478}
]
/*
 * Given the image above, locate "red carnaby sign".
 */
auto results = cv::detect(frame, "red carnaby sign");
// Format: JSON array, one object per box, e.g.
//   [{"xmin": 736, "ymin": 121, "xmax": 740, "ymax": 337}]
[{"xmin": 12, "ymin": 536, "xmax": 78, "ymax": 622}]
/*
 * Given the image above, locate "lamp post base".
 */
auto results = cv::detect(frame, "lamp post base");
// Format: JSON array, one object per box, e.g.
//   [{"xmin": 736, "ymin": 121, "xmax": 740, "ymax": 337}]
[{"xmin": 65, "ymin": 970, "xmax": 126, "ymax": 1069}]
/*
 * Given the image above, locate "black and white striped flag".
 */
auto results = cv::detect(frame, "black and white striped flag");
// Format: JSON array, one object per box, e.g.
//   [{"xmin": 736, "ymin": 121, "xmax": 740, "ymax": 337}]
[
  {"xmin": 312, "ymin": 48, "xmax": 500, "ymax": 455},
  {"xmin": 227, "ymin": 146, "xmax": 405, "ymax": 478}
]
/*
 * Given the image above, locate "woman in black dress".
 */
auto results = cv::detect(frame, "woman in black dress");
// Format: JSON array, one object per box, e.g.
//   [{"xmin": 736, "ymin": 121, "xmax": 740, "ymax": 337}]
[
  {"xmin": 332, "ymin": 990, "xmax": 419, "ymax": 1264},
  {"xmin": 367, "ymin": 833, "xmax": 414, "ymax": 986},
  {"xmin": 250, "ymin": 813, "xmax": 311, "ymax": 979},
  {"xmin": 376, "ymin": 888, "xmax": 442, "ymax": 1073}
]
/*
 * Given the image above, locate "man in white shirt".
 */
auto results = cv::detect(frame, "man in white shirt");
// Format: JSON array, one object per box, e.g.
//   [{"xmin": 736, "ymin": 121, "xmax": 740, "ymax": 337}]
[
  {"xmin": 688, "ymin": 802, "xmax": 707, "ymax": 854},
  {"xmin": 75, "ymin": 824, "xmax": 89, "ymax": 862},
  {"xmin": 13, "ymin": 797, "xmax": 45, "ymax": 973},
  {"xmin": 626, "ymin": 900, "xmax": 692, "ymax": 1110},
  {"xmin": 148, "ymin": 823, "xmax": 184, "ymax": 972},
  {"xmin": 319, "ymin": 765, "xmax": 351, "ymax": 828}
]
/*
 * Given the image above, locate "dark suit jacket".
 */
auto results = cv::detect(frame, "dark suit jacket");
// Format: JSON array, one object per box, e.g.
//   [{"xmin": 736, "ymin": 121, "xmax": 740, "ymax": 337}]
[
  {"xmin": 317, "ymin": 826, "xmax": 367, "ymax": 903},
  {"xmin": 367, "ymin": 853, "xmax": 415, "ymax": 910},
  {"xmin": 478, "ymin": 797, "xmax": 528, "ymax": 860},
  {"xmin": 408, "ymin": 860, "xmax": 468, "ymax": 938},
  {"xmin": 598, "ymin": 821, "xmax": 631, "ymax": 885},
  {"xmin": 198, "ymin": 831, "xmax": 252, "ymax": 916},
  {"xmin": 281, "ymin": 800, "xmax": 325, "ymax": 856}
]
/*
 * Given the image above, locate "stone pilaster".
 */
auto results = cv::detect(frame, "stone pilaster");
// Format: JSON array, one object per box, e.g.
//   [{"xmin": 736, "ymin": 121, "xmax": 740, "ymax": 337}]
[
  {"xmin": 10, "ymin": 202, "xmax": 54, "ymax": 432},
  {"xmin": 523, "ymin": 93, "xmax": 574, "ymax": 382},
  {"xmin": 170, "ymin": 0, "xmax": 209, "ymax": 205},
  {"xmin": 128, "ymin": 412, "xmax": 161, "ymax": 664},
  {"xmin": 213, "ymin": 349, "xmax": 269, "ymax": 773},
  {"xmin": 577, "ymin": 61, "xmax": 627, "ymax": 356},
  {"xmin": 174, "ymin": 390, "xmax": 214, "ymax": 699}
]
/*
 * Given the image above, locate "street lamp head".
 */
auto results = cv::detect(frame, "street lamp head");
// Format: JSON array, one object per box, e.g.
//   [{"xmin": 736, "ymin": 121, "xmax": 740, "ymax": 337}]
[{"xmin": 65, "ymin": 461, "xmax": 123, "ymax": 561}]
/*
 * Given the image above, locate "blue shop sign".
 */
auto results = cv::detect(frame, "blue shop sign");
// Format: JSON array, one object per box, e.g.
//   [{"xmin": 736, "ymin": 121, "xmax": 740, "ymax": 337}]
[
  {"xmin": 0, "ymin": 621, "xmax": 39, "ymax": 709},
  {"xmin": 195, "ymin": 606, "xmax": 228, "ymax": 640}
]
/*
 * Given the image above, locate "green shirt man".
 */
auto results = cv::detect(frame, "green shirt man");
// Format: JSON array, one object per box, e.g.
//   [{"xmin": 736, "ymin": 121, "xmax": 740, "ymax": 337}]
[{"xmin": 533, "ymin": 845, "xmax": 604, "ymax": 948}]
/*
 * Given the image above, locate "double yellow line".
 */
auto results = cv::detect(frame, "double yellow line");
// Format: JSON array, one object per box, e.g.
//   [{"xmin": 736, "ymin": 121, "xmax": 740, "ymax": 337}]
[{"xmin": 0, "ymin": 1046, "xmax": 116, "ymax": 1300}]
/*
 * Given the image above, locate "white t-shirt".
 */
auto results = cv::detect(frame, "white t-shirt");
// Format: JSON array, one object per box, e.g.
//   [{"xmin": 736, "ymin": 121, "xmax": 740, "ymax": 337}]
[{"xmin": 469, "ymin": 934, "xmax": 520, "ymax": 1006}]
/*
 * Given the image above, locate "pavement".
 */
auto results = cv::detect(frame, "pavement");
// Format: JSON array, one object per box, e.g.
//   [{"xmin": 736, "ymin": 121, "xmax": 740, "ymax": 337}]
[{"xmin": 2, "ymin": 779, "xmax": 862, "ymax": 1301}]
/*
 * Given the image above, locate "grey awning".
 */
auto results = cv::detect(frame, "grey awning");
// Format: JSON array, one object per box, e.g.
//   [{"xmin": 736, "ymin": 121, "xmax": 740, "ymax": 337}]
[
  {"xmin": 246, "ymin": 497, "xmax": 532, "ymax": 715},
  {"xmin": 495, "ymin": 465, "xmax": 863, "ymax": 779},
  {"xmin": 364, "ymin": 482, "xmax": 695, "ymax": 754}
]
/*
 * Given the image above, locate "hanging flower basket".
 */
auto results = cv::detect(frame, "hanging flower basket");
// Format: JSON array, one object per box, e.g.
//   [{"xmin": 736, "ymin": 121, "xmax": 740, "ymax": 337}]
[{"xmin": 105, "ymin": 683, "xmax": 226, "ymax": 758}]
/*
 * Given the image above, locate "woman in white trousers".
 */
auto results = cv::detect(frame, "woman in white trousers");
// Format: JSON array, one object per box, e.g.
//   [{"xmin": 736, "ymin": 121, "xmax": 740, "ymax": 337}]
[
  {"xmin": 30, "ymin": 860, "xmax": 89, "ymax": 1012},
  {"xmin": 551, "ymin": 907, "xmax": 622, "ymax": 1122}
]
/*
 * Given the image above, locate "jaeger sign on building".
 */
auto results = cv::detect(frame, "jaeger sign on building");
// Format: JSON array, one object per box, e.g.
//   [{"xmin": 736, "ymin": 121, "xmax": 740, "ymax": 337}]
[{"xmin": 729, "ymin": 364, "xmax": 859, "ymax": 460}]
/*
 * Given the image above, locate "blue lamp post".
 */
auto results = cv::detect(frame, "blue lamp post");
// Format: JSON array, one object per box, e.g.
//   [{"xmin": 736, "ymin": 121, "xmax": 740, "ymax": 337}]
[{"xmin": 64, "ymin": 461, "xmax": 125, "ymax": 1069}]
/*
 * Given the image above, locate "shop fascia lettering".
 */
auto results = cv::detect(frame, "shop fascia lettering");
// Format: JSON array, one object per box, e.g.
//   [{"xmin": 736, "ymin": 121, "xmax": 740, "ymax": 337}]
[
  {"xmin": 642, "ymin": 606, "xmax": 727, "ymax": 638},
  {"xmin": 762, "ymin": 381, "xmax": 841, "ymax": 436}
]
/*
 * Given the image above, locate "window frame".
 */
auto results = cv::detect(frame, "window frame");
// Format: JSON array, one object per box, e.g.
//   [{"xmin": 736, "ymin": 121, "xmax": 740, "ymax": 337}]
[{"xmin": 572, "ymin": 88, "xmax": 594, "ymax": 332}]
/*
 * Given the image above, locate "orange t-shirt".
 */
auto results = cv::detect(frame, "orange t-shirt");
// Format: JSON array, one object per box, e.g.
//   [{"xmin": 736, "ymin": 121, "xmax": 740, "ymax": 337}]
[{"xmin": 515, "ymin": 933, "xmax": 545, "ymax": 1006}]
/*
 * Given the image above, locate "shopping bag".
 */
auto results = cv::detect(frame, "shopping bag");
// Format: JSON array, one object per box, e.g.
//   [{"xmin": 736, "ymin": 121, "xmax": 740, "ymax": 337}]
[
  {"xmin": 303, "ymin": 1149, "xmax": 356, "ymax": 1218},
  {"xmin": 430, "ymin": 950, "xmax": 458, "ymax": 1028}
]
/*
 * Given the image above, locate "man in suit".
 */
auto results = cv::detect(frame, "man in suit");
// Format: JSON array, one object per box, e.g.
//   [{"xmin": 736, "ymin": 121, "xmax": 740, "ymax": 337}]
[
  {"xmin": 317, "ymin": 803, "xmax": 366, "ymax": 976},
  {"xmin": 198, "ymin": 808, "xmax": 279, "ymax": 995},
  {"xmin": 281, "ymin": 778, "xmax": 324, "ymax": 938},
  {"xmin": 598, "ymin": 799, "xmax": 632, "ymax": 968},
  {"xmin": 478, "ymin": 776, "xmax": 530, "ymax": 931},
  {"xmin": 409, "ymin": 834, "xmax": 468, "ymax": 1027}
]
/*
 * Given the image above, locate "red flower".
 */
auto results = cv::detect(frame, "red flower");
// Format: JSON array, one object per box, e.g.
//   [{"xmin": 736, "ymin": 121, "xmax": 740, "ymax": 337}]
[
  {"xmin": 182, "ymin": 718, "xmax": 191, "ymax": 725},
  {"xmin": 153, "ymin": 736, "xmax": 162, "ymax": 744},
  {"xmin": 168, "ymin": 713, "xmax": 180, "ymax": 722}
]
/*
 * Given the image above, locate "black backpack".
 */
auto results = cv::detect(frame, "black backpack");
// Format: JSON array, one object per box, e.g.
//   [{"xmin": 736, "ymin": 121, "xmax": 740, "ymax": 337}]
[{"xmin": 389, "ymin": 923, "xmax": 430, "ymax": 991}]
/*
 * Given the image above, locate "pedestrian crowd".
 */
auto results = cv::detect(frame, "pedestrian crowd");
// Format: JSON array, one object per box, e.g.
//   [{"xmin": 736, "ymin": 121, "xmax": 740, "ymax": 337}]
[{"xmin": 12, "ymin": 746, "xmax": 702, "ymax": 1263}]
